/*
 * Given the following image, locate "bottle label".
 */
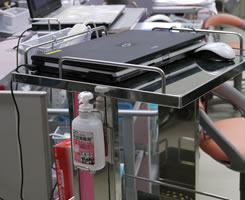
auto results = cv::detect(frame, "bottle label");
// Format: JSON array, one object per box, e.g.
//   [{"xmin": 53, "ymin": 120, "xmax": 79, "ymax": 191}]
[{"xmin": 73, "ymin": 129, "xmax": 95, "ymax": 165}]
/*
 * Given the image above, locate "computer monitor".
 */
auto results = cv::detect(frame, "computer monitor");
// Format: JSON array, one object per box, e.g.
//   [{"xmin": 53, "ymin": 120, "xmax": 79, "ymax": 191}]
[{"xmin": 26, "ymin": 0, "xmax": 61, "ymax": 18}]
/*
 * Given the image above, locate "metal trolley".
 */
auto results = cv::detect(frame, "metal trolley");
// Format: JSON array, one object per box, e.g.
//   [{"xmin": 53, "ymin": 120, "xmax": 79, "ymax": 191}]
[{"xmin": 13, "ymin": 27, "xmax": 245, "ymax": 200}]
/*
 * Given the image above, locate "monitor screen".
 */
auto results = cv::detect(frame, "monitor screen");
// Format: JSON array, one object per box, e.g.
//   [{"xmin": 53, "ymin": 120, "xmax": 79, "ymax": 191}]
[
  {"xmin": 27, "ymin": 0, "xmax": 62, "ymax": 18},
  {"xmin": 33, "ymin": 0, "xmax": 53, "ymax": 9}
]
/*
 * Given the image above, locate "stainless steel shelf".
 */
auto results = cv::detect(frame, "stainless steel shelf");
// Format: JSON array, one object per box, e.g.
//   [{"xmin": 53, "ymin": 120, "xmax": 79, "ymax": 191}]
[{"xmin": 12, "ymin": 55, "xmax": 245, "ymax": 108}]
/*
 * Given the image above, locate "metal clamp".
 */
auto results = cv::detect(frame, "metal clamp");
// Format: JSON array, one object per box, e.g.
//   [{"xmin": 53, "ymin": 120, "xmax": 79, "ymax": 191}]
[
  {"xmin": 24, "ymin": 26, "xmax": 107, "ymax": 65},
  {"xmin": 153, "ymin": 27, "xmax": 244, "ymax": 60},
  {"xmin": 30, "ymin": 18, "xmax": 62, "ymax": 31},
  {"xmin": 58, "ymin": 57, "xmax": 166, "ymax": 93},
  {"xmin": 82, "ymin": 21, "xmax": 99, "ymax": 38}
]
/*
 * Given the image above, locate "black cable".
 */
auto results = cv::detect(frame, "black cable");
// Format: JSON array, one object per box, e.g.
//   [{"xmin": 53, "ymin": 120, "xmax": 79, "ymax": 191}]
[
  {"xmin": 14, "ymin": 28, "xmax": 32, "ymax": 91},
  {"xmin": 16, "ymin": 28, "xmax": 32, "ymax": 70},
  {"xmin": 14, "ymin": 64, "xmax": 36, "ymax": 90},
  {"xmin": 14, "ymin": 64, "xmax": 31, "ymax": 73},
  {"xmin": 49, "ymin": 182, "xmax": 57, "ymax": 200},
  {"xmin": 107, "ymin": 165, "xmax": 111, "ymax": 200},
  {"xmin": 10, "ymin": 79, "xmax": 24, "ymax": 200},
  {"xmin": 10, "ymin": 28, "xmax": 45, "ymax": 200},
  {"xmin": 10, "ymin": 71, "xmax": 55, "ymax": 200},
  {"xmin": 10, "ymin": 28, "xmax": 40, "ymax": 200},
  {"xmin": 0, "ymin": 197, "xmax": 6, "ymax": 200}
]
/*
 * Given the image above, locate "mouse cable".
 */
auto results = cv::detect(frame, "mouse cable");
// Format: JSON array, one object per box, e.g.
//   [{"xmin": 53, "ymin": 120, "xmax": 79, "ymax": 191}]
[{"xmin": 0, "ymin": 196, "xmax": 6, "ymax": 200}]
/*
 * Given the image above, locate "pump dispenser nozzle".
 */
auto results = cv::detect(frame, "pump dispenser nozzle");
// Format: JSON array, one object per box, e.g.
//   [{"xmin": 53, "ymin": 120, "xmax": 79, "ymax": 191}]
[{"xmin": 78, "ymin": 91, "xmax": 93, "ymax": 112}]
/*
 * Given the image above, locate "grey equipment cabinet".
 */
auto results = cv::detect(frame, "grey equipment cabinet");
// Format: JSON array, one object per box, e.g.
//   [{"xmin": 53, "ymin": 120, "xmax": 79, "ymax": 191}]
[{"xmin": 12, "ymin": 28, "xmax": 245, "ymax": 200}]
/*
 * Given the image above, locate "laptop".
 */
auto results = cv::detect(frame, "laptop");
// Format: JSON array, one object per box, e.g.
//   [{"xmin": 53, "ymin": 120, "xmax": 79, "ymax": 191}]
[
  {"xmin": 31, "ymin": 30, "xmax": 205, "ymax": 84},
  {"xmin": 26, "ymin": 0, "xmax": 125, "ymax": 30}
]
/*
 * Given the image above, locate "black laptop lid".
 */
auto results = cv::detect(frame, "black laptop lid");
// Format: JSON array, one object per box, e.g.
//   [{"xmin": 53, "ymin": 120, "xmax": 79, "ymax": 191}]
[
  {"xmin": 27, "ymin": 0, "xmax": 62, "ymax": 18},
  {"xmin": 32, "ymin": 30, "xmax": 205, "ymax": 71}
]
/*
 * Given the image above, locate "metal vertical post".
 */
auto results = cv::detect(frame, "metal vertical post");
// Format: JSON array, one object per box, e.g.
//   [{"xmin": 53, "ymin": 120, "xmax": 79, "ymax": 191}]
[
  {"xmin": 93, "ymin": 97, "xmax": 122, "ymax": 200},
  {"xmin": 122, "ymin": 116, "xmax": 137, "ymax": 200},
  {"xmin": 234, "ymin": 74, "xmax": 242, "ymax": 92},
  {"xmin": 67, "ymin": 91, "xmax": 81, "ymax": 200},
  {"xmin": 105, "ymin": 97, "xmax": 122, "ymax": 200}
]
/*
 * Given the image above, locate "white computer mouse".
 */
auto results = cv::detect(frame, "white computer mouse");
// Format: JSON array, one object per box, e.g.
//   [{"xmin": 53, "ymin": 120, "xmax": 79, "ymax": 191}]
[
  {"xmin": 195, "ymin": 42, "xmax": 235, "ymax": 61},
  {"xmin": 145, "ymin": 14, "xmax": 172, "ymax": 23},
  {"xmin": 67, "ymin": 24, "xmax": 88, "ymax": 36},
  {"xmin": 60, "ymin": 24, "xmax": 89, "ymax": 48}
]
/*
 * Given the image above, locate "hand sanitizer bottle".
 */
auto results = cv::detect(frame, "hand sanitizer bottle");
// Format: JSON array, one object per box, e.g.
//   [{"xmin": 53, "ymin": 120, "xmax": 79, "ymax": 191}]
[{"xmin": 72, "ymin": 91, "xmax": 105, "ymax": 172}]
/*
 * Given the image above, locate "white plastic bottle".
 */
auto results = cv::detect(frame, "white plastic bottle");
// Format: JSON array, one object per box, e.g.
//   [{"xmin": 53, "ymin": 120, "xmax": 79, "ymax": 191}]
[{"xmin": 72, "ymin": 91, "xmax": 105, "ymax": 172}]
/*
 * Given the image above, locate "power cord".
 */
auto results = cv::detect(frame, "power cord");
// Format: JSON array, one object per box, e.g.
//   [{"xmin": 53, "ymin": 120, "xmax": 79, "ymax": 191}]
[
  {"xmin": 15, "ymin": 28, "xmax": 32, "ymax": 68},
  {"xmin": 8, "ymin": 28, "xmax": 32, "ymax": 200},
  {"xmin": 15, "ymin": 64, "xmax": 38, "ymax": 73},
  {"xmin": 10, "ymin": 72, "xmax": 54, "ymax": 200},
  {"xmin": 14, "ymin": 28, "xmax": 32, "ymax": 90},
  {"xmin": 49, "ymin": 182, "xmax": 57, "ymax": 200},
  {"xmin": 10, "ymin": 79, "xmax": 24, "ymax": 200},
  {"xmin": 10, "ymin": 28, "xmax": 55, "ymax": 200}
]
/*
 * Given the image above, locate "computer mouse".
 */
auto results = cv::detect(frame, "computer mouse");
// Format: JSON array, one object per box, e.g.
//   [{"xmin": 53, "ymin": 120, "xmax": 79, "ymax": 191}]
[
  {"xmin": 67, "ymin": 24, "xmax": 88, "ymax": 36},
  {"xmin": 145, "ymin": 14, "xmax": 172, "ymax": 23},
  {"xmin": 194, "ymin": 42, "xmax": 235, "ymax": 61},
  {"xmin": 60, "ymin": 24, "xmax": 89, "ymax": 48}
]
